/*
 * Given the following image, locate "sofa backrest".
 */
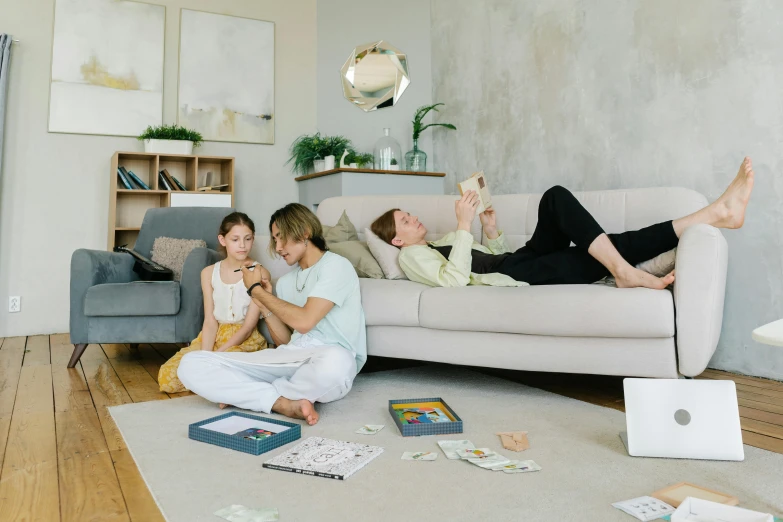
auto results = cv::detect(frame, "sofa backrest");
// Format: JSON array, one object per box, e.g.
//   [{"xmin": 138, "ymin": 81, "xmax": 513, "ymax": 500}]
[
  {"xmin": 135, "ymin": 207, "xmax": 236, "ymax": 258},
  {"xmin": 316, "ymin": 187, "xmax": 708, "ymax": 249}
]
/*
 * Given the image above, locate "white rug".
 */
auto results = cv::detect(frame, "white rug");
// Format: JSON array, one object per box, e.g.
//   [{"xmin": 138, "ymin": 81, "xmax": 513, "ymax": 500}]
[{"xmin": 109, "ymin": 366, "xmax": 783, "ymax": 522}]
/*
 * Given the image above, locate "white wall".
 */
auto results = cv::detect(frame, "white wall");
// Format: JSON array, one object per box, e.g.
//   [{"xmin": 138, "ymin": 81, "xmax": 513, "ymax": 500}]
[
  {"xmin": 316, "ymin": 0, "xmax": 433, "ymax": 169},
  {"xmin": 0, "ymin": 0, "xmax": 317, "ymax": 337}
]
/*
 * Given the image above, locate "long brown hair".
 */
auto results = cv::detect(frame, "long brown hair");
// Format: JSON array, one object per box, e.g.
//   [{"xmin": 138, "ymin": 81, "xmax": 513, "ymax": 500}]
[
  {"xmin": 370, "ymin": 208, "xmax": 401, "ymax": 248},
  {"xmin": 268, "ymin": 203, "xmax": 327, "ymax": 256},
  {"xmin": 218, "ymin": 212, "xmax": 255, "ymax": 255}
]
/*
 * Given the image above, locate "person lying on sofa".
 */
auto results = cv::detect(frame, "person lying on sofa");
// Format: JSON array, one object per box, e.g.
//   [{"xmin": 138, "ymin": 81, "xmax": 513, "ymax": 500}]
[
  {"xmin": 370, "ymin": 157, "xmax": 755, "ymax": 290},
  {"xmin": 178, "ymin": 203, "xmax": 366, "ymax": 426}
]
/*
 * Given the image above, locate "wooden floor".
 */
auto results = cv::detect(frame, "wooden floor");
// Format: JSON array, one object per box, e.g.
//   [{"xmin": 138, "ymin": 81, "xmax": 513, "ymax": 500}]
[{"xmin": 0, "ymin": 335, "xmax": 782, "ymax": 521}]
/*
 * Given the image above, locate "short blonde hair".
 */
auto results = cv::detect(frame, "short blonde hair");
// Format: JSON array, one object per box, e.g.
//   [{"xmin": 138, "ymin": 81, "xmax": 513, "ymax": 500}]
[{"xmin": 268, "ymin": 203, "xmax": 326, "ymax": 257}]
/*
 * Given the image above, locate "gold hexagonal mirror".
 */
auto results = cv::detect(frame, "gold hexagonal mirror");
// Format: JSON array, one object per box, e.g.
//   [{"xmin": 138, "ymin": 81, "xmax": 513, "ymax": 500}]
[{"xmin": 341, "ymin": 40, "xmax": 410, "ymax": 112}]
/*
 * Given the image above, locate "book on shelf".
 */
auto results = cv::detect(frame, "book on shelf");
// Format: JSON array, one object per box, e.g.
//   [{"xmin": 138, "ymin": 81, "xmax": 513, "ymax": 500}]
[
  {"xmin": 116, "ymin": 168, "xmax": 133, "ymax": 190},
  {"xmin": 158, "ymin": 171, "xmax": 173, "ymax": 191},
  {"xmin": 163, "ymin": 169, "xmax": 187, "ymax": 191},
  {"xmin": 197, "ymin": 184, "xmax": 229, "ymax": 192},
  {"xmin": 121, "ymin": 167, "xmax": 151, "ymax": 190},
  {"xmin": 457, "ymin": 170, "xmax": 491, "ymax": 214}
]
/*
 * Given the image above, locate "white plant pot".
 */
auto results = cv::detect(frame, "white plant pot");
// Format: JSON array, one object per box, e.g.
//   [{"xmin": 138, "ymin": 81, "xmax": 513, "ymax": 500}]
[
  {"xmin": 313, "ymin": 159, "xmax": 326, "ymax": 173},
  {"xmin": 324, "ymin": 155, "xmax": 336, "ymax": 170},
  {"xmin": 389, "ymin": 165, "xmax": 400, "ymax": 171},
  {"xmin": 349, "ymin": 163, "xmax": 358, "ymax": 168},
  {"xmin": 143, "ymin": 139, "xmax": 194, "ymax": 155}
]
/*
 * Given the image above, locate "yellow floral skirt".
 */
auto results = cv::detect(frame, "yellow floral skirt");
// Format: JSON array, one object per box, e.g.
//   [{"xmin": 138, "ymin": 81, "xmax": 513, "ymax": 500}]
[{"xmin": 158, "ymin": 323, "xmax": 268, "ymax": 393}]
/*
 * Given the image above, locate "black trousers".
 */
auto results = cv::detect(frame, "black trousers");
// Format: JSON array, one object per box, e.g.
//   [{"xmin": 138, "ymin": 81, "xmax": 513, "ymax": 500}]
[{"xmin": 496, "ymin": 185, "xmax": 679, "ymax": 285}]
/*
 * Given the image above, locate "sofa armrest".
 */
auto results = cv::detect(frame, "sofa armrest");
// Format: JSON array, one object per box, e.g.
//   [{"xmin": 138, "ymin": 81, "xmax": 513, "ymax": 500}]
[
  {"xmin": 176, "ymin": 247, "xmax": 223, "ymax": 341},
  {"xmin": 673, "ymin": 224, "xmax": 728, "ymax": 376},
  {"xmin": 70, "ymin": 249, "xmax": 136, "ymax": 343}
]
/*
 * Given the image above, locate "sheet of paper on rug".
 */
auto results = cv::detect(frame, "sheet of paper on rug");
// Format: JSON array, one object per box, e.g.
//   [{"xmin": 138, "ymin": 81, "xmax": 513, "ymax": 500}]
[
  {"xmin": 612, "ymin": 496, "xmax": 676, "ymax": 521},
  {"xmin": 671, "ymin": 498, "xmax": 773, "ymax": 522},
  {"xmin": 201, "ymin": 417, "xmax": 290, "ymax": 436},
  {"xmin": 437, "ymin": 439, "xmax": 475, "ymax": 459},
  {"xmin": 263, "ymin": 437, "xmax": 384, "ymax": 480},
  {"xmin": 467, "ymin": 453, "xmax": 511, "ymax": 469},
  {"xmin": 497, "ymin": 431, "xmax": 530, "ymax": 452},
  {"xmin": 214, "ymin": 504, "xmax": 279, "ymax": 522},
  {"xmin": 499, "ymin": 460, "xmax": 542, "ymax": 474},
  {"xmin": 455, "ymin": 447, "xmax": 496, "ymax": 460}
]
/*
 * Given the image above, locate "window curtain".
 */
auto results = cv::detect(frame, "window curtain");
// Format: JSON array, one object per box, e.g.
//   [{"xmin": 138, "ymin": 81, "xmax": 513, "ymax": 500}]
[{"xmin": 0, "ymin": 34, "xmax": 13, "ymax": 180}]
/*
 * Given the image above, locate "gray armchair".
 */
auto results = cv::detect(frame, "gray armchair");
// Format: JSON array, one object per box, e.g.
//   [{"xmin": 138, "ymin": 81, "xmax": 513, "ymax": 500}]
[{"xmin": 68, "ymin": 207, "xmax": 235, "ymax": 367}]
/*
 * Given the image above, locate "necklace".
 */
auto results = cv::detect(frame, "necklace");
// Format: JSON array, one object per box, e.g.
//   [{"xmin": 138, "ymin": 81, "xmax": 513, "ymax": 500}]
[{"xmin": 295, "ymin": 267, "xmax": 313, "ymax": 292}]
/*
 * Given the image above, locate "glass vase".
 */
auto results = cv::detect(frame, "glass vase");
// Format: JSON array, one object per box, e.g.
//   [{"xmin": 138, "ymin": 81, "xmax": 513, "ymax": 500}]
[
  {"xmin": 405, "ymin": 139, "xmax": 427, "ymax": 172},
  {"xmin": 373, "ymin": 128, "xmax": 402, "ymax": 170}
]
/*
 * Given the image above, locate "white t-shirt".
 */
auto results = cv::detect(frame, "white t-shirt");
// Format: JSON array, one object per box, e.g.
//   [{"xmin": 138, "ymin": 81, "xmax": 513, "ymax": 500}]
[{"xmin": 276, "ymin": 251, "xmax": 367, "ymax": 371}]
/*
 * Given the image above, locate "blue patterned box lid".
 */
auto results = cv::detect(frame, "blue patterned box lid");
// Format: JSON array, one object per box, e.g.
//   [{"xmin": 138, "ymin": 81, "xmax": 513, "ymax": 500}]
[{"xmin": 189, "ymin": 411, "xmax": 301, "ymax": 456}]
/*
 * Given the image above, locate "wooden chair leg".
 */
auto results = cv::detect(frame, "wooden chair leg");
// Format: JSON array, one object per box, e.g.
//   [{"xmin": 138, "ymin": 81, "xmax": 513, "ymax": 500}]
[
  {"xmin": 130, "ymin": 343, "xmax": 139, "ymax": 351},
  {"xmin": 67, "ymin": 343, "xmax": 88, "ymax": 368}
]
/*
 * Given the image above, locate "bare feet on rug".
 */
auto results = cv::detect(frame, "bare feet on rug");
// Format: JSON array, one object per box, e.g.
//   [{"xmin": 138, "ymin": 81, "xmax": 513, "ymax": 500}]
[
  {"xmin": 219, "ymin": 403, "xmax": 232, "ymax": 409},
  {"xmin": 272, "ymin": 397, "xmax": 319, "ymax": 426},
  {"xmin": 615, "ymin": 267, "xmax": 675, "ymax": 290},
  {"xmin": 712, "ymin": 157, "xmax": 755, "ymax": 229}
]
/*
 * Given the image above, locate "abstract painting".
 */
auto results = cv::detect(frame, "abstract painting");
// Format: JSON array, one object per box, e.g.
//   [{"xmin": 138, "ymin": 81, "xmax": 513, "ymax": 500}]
[
  {"xmin": 49, "ymin": 0, "xmax": 164, "ymax": 136},
  {"xmin": 178, "ymin": 9, "xmax": 275, "ymax": 144}
]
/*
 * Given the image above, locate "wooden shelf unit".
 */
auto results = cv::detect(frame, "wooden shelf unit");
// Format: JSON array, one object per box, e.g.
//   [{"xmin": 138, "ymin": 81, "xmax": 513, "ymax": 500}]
[{"xmin": 108, "ymin": 151, "xmax": 235, "ymax": 250}]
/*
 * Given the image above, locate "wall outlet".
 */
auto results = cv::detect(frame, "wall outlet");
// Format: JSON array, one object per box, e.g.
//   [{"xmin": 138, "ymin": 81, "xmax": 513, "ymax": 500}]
[{"xmin": 9, "ymin": 296, "xmax": 20, "ymax": 313}]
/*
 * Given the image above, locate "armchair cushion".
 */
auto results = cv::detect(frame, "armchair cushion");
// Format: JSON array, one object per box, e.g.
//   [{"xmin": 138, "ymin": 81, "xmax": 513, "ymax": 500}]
[{"xmin": 84, "ymin": 281, "xmax": 180, "ymax": 317}]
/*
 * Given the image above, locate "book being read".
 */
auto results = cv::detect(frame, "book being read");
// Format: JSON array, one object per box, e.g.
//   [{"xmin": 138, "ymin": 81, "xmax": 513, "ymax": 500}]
[
  {"xmin": 457, "ymin": 170, "xmax": 491, "ymax": 214},
  {"xmin": 263, "ymin": 437, "xmax": 383, "ymax": 480}
]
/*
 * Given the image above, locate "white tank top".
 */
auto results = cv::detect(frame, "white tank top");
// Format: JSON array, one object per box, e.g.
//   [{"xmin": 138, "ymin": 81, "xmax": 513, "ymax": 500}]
[{"xmin": 211, "ymin": 261, "xmax": 252, "ymax": 324}]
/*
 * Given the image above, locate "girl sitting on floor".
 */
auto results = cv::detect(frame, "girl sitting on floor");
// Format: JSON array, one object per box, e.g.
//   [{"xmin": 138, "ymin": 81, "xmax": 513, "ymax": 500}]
[{"xmin": 158, "ymin": 212, "xmax": 268, "ymax": 393}]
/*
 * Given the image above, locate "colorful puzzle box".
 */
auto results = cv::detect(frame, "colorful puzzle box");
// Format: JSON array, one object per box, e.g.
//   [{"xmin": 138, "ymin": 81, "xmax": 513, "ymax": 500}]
[{"xmin": 388, "ymin": 397, "xmax": 463, "ymax": 437}]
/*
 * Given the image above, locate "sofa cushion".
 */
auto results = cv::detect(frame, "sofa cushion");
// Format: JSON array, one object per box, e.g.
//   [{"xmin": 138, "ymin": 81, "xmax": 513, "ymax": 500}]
[
  {"xmin": 85, "ymin": 281, "xmax": 181, "ymax": 317},
  {"xmin": 359, "ymin": 278, "xmax": 429, "ymax": 327},
  {"xmin": 418, "ymin": 285, "xmax": 674, "ymax": 338}
]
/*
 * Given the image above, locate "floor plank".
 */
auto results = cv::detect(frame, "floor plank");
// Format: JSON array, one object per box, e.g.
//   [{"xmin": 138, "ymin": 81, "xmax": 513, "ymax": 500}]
[
  {"xmin": 100, "ymin": 345, "xmax": 169, "ymax": 404},
  {"xmin": 0, "ymin": 365, "xmax": 60, "ymax": 522},
  {"xmin": 742, "ymin": 429, "xmax": 783, "ymax": 453},
  {"xmin": 702, "ymin": 369, "xmax": 783, "ymax": 391},
  {"xmin": 50, "ymin": 337, "xmax": 94, "ymax": 413},
  {"xmin": 79, "ymin": 345, "xmax": 132, "ymax": 453},
  {"xmin": 739, "ymin": 405, "xmax": 783, "ymax": 426},
  {"xmin": 143, "ymin": 344, "xmax": 194, "ymax": 399},
  {"xmin": 738, "ymin": 397, "xmax": 783, "ymax": 416},
  {"xmin": 740, "ymin": 417, "xmax": 783, "ymax": 440},
  {"xmin": 111, "ymin": 449, "xmax": 165, "ymax": 522},
  {"xmin": 22, "ymin": 334, "xmax": 50, "ymax": 367},
  {"xmin": 0, "ymin": 337, "xmax": 25, "ymax": 471}
]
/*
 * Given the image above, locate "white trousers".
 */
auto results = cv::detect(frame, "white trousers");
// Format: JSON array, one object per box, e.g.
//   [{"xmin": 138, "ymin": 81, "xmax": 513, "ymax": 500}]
[{"xmin": 177, "ymin": 335, "xmax": 357, "ymax": 413}]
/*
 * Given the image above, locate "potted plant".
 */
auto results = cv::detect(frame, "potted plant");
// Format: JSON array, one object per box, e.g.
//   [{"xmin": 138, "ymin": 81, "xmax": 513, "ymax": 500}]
[
  {"xmin": 138, "ymin": 124, "xmax": 203, "ymax": 155},
  {"xmin": 389, "ymin": 158, "xmax": 400, "ymax": 171},
  {"xmin": 286, "ymin": 133, "xmax": 352, "ymax": 175},
  {"xmin": 405, "ymin": 103, "xmax": 456, "ymax": 172},
  {"xmin": 342, "ymin": 150, "xmax": 374, "ymax": 169}
]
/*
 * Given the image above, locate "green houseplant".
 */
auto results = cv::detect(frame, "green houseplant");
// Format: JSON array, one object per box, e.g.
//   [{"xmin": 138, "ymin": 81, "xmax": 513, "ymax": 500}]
[
  {"xmin": 286, "ymin": 132, "xmax": 353, "ymax": 175},
  {"xmin": 406, "ymin": 103, "xmax": 456, "ymax": 172},
  {"xmin": 138, "ymin": 124, "xmax": 203, "ymax": 155}
]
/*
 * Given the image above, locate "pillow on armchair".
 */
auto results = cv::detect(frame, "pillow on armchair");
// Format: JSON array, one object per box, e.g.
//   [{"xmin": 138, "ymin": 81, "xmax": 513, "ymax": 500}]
[{"xmin": 151, "ymin": 237, "xmax": 208, "ymax": 281}]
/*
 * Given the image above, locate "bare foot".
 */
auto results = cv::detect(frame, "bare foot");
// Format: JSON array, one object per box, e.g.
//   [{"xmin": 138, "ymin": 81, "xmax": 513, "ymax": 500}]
[
  {"xmin": 712, "ymin": 157, "xmax": 755, "ymax": 229},
  {"xmin": 615, "ymin": 267, "xmax": 675, "ymax": 289},
  {"xmin": 272, "ymin": 397, "xmax": 319, "ymax": 425},
  {"xmin": 219, "ymin": 403, "xmax": 232, "ymax": 409}
]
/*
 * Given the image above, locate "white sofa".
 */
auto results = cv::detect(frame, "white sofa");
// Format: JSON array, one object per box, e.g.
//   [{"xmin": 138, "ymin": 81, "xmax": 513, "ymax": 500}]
[{"xmin": 258, "ymin": 187, "xmax": 728, "ymax": 378}]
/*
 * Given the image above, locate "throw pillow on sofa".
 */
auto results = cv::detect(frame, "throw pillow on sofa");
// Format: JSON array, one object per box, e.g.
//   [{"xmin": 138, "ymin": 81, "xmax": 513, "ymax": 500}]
[
  {"xmin": 321, "ymin": 211, "xmax": 383, "ymax": 278},
  {"xmin": 636, "ymin": 248, "xmax": 676, "ymax": 277},
  {"xmin": 322, "ymin": 210, "xmax": 358, "ymax": 243},
  {"xmin": 151, "ymin": 237, "xmax": 207, "ymax": 281},
  {"xmin": 329, "ymin": 240, "xmax": 384, "ymax": 279},
  {"xmin": 364, "ymin": 228, "xmax": 408, "ymax": 280}
]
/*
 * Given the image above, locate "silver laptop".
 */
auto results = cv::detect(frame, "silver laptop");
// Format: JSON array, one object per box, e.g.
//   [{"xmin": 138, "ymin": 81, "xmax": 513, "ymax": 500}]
[{"xmin": 623, "ymin": 378, "xmax": 744, "ymax": 461}]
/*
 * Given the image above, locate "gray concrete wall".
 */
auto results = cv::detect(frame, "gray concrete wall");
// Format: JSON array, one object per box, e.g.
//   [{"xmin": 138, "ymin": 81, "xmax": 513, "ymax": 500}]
[{"xmin": 431, "ymin": 0, "xmax": 783, "ymax": 380}]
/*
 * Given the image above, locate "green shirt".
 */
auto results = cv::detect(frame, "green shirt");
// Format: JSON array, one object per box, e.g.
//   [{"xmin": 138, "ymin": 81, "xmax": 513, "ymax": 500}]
[{"xmin": 398, "ymin": 230, "xmax": 528, "ymax": 288}]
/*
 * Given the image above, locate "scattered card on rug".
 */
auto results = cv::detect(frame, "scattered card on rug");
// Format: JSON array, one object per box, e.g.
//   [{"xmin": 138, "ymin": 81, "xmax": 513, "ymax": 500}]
[
  {"xmin": 455, "ymin": 448, "xmax": 496, "ymax": 460},
  {"xmin": 401, "ymin": 451, "xmax": 438, "ymax": 461},
  {"xmin": 214, "ymin": 504, "xmax": 279, "ymax": 522},
  {"xmin": 499, "ymin": 460, "xmax": 542, "ymax": 474},
  {"xmin": 437, "ymin": 439, "xmax": 475, "ymax": 460},
  {"xmin": 611, "ymin": 496, "xmax": 675, "ymax": 521},
  {"xmin": 467, "ymin": 454, "xmax": 511, "ymax": 469},
  {"xmin": 496, "ymin": 431, "xmax": 530, "ymax": 452},
  {"xmin": 355, "ymin": 425, "xmax": 385, "ymax": 435}
]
